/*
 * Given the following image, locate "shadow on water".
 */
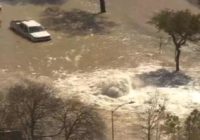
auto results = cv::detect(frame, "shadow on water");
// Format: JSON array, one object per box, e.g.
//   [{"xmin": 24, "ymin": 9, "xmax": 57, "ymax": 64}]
[
  {"xmin": 137, "ymin": 69, "xmax": 192, "ymax": 87},
  {"xmin": 187, "ymin": 0, "xmax": 200, "ymax": 8},
  {"xmin": 40, "ymin": 7, "xmax": 117, "ymax": 36},
  {"xmin": 0, "ymin": 0, "xmax": 67, "ymax": 5}
]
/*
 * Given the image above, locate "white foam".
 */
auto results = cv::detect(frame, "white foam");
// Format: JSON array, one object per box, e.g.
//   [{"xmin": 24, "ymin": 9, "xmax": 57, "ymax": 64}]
[{"xmin": 54, "ymin": 65, "xmax": 200, "ymax": 116}]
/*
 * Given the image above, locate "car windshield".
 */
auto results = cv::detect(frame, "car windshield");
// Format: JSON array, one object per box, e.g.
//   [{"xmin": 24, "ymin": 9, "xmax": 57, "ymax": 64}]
[{"xmin": 29, "ymin": 26, "xmax": 44, "ymax": 33}]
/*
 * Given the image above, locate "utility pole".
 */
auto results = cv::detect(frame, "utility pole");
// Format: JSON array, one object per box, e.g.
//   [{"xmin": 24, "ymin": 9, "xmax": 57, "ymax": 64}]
[
  {"xmin": 0, "ymin": 5, "xmax": 2, "ymax": 28},
  {"xmin": 111, "ymin": 101, "xmax": 134, "ymax": 140}
]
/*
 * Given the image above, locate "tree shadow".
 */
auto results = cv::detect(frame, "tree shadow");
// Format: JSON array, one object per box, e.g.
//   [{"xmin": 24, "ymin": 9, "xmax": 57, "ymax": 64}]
[
  {"xmin": 0, "ymin": 0, "xmax": 67, "ymax": 5},
  {"xmin": 137, "ymin": 69, "xmax": 192, "ymax": 87},
  {"xmin": 187, "ymin": 0, "xmax": 200, "ymax": 8},
  {"xmin": 40, "ymin": 7, "xmax": 117, "ymax": 36}
]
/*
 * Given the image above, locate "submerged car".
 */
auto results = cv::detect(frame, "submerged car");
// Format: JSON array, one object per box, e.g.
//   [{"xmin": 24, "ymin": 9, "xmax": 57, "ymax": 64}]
[{"xmin": 10, "ymin": 20, "xmax": 51, "ymax": 42}]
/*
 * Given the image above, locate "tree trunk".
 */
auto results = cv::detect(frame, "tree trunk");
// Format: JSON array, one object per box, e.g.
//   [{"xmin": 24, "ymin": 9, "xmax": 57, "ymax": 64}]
[
  {"xmin": 175, "ymin": 46, "xmax": 181, "ymax": 72},
  {"xmin": 147, "ymin": 119, "xmax": 151, "ymax": 140},
  {"xmin": 148, "ymin": 128, "xmax": 151, "ymax": 140},
  {"xmin": 99, "ymin": 0, "xmax": 106, "ymax": 13},
  {"xmin": 30, "ymin": 120, "xmax": 35, "ymax": 140},
  {"xmin": 65, "ymin": 130, "xmax": 68, "ymax": 140}
]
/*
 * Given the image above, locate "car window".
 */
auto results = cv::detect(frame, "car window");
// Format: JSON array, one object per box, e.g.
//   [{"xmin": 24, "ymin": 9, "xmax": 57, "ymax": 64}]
[
  {"xmin": 24, "ymin": 26, "xmax": 28, "ymax": 33},
  {"xmin": 19, "ymin": 23, "xmax": 24, "ymax": 29},
  {"xmin": 20, "ymin": 24, "xmax": 28, "ymax": 33},
  {"xmin": 29, "ymin": 26, "xmax": 44, "ymax": 33}
]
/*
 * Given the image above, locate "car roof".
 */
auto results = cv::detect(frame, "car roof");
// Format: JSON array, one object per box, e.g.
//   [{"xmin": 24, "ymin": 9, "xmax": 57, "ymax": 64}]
[{"xmin": 22, "ymin": 20, "xmax": 41, "ymax": 27}]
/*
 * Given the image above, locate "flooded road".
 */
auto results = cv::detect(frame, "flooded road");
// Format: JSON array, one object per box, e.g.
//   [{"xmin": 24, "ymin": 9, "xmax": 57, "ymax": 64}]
[
  {"xmin": 0, "ymin": 1, "xmax": 160, "ymax": 76},
  {"xmin": 0, "ymin": 0, "xmax": 199, "ymax": 109},
  {"xmin": 0, "ymin": 0, "xmax": 199, "ymax": 77},
  {"xmin": 1, "ymin": 1, "xmax": 200, "ymax": 139}
]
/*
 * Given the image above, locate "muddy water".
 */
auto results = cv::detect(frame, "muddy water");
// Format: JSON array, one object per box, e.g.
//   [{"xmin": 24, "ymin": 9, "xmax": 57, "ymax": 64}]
[
  {"xmin": 0, "ymin": 3, "xmax": 123, "ymax": 76},
  {"xmin": 0, "ymin": 0, "xmax": 200, "ymax": 78},
  {"xmin": 0, "ymin": 1, "xmax": 160, "ymax": 77},
  {"xmin": 1, "ymin": 1, "xmax": 200, "ymax": 140},
  {"xmin": 108, "ymin": 0, "xmax": 200, "ymax": 33}
]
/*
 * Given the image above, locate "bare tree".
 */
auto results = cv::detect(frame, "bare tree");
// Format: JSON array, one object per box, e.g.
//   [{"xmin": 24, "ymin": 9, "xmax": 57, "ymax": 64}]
[
  {"xmin": 162, "ymin": 113, "xmax": 181, "ymax": 140},
  {"xmin": 53, "ymin": 99, "xmax": 106, "ymax": 140},
  {"xmin": 0, "ymin": 90, "xmax": 15, "ymax": 130},
  {"xmin": 0, "ymin": 92, "xmax": 7, "ymax": 129},
  {"xmin": 184, "ymin": 109, "xmax": 200, "ymax": 140},
  {"xmin": 6, "ymin": 77, "xmax": 62, "ymax": 140},
  {"xmin": 137, "ymin": 93, "xmax": 166, "ymax": 140}
]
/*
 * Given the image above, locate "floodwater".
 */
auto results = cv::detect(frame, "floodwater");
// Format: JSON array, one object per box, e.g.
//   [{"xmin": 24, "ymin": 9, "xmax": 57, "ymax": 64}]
[
  {"xmin": 0, "ymin": 0, "xmax": 199, "ymax": 77},
  {"xmin": 1, "ymin": 1, "xmax": 200, "ymax": 139},
  {"xmin": 1, "ymin": 0, "xmax": 200, "ymax": 101},
  {"xmin": 0, "ymin": 2, "xmax": 140, "ymax": 76}
]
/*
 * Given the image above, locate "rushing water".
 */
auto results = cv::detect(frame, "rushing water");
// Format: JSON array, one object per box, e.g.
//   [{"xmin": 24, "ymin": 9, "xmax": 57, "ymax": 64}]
[
  {"xmin": 53, "ymin": 64, "xmax": 200, "ymax": 116},
  {"xmin": 0, "ymin": 0, "xmax": 200, "ymax": 116},
  {"xmin": 0, "ymin": 2, "xmax": 200, "ymax": 139}
]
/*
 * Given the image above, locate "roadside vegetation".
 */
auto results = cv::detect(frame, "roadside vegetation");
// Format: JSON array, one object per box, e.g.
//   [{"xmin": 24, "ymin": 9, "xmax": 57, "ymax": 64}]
[
  {"xmin": 136, "ymin": 93, "xmax": 200, "ymax": 140},
  {"xmin": 0, "ymin": 76, "xmax": 200, "ymax": 140},
  {"xmin": 0, "ymin": 76, "xmax": 106, "ymax": 140}
]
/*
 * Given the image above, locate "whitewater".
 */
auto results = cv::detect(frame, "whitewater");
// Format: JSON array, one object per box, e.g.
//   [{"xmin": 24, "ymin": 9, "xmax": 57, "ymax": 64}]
[{"xmin": 54, "ymin": 64, "xmax": 200, "ymax": 117}]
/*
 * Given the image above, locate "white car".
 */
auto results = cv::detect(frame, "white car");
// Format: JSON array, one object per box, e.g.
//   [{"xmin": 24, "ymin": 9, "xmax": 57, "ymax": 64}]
[{"xmin": 10, "ymin": 20, "xmax": 51, "ymax": 42}]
